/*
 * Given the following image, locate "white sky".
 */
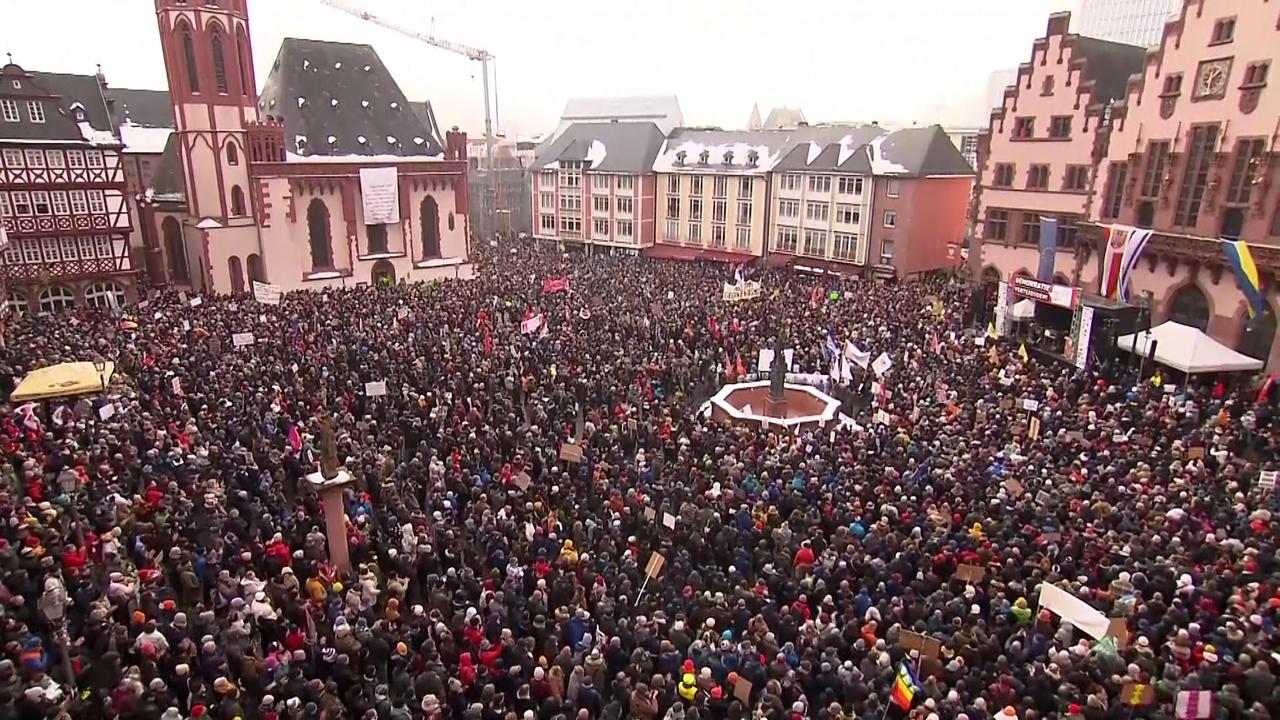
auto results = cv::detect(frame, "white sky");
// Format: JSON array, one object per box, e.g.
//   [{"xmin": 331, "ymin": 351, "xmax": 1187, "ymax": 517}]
[{"xmin": 2, "ymin": 0, "xmax": 1078, "ymax": 138}]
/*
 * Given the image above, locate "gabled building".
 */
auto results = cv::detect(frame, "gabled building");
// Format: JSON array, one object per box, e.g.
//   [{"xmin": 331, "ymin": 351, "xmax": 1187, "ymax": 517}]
[
  {"xmin": 974, "ymin": 12, "xmax": 1146, "ymax": 286},
  {"xmin": 136, "ymin": 1, "xmax": 472, "ymax": 294},
  {"xmin": 530, "ymin": 122, "xmax": 665, "ymax": 250},
  {"xmin": 547, "ymin": 95, "xmax": 683, "ymax": 144},
  {"xmin": 0, "ymin": 63, "xmax": 135, "ymax": 314},
  {"xmin": 769, "ymin": 126, "xmax": 975, "ymax": 276}
]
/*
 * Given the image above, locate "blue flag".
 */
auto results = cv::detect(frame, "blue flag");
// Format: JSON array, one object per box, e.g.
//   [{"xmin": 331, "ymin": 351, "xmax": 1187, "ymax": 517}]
[{"xmin": 1037, "ymin": 216, "xmax": 1058, "ymax": 281}]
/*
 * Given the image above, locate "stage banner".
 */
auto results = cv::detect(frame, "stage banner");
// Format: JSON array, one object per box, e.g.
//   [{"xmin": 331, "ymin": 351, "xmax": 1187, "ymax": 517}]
[
  {"xmin": 1072, "ymin": 305, "xmax": 1094, "ymax": 369},
  {"xmin": 994, "ymin": 282, "xmax": 1011, "ymax": 337}
]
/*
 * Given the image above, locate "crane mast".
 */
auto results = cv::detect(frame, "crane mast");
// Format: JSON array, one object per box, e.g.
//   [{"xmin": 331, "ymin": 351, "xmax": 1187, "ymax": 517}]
[{"xmin": 315, "ymin": 0, "xmax": 498, "ymax": 240}]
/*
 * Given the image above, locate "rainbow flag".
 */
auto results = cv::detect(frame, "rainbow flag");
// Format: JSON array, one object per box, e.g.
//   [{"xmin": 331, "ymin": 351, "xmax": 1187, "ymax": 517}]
[
  {"xmin": 1221, "ymin": 239, "xmax": 1265, "ymax": 320},
  {"xmin": 889, "ymin": 663, "xmax": 918, "ymax": 711}
]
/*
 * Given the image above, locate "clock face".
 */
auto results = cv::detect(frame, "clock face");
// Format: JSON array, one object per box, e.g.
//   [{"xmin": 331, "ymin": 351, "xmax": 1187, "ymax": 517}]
[{"xmin": 1196, "ymin": 60, "xmax": 1231, "ymax": 98}]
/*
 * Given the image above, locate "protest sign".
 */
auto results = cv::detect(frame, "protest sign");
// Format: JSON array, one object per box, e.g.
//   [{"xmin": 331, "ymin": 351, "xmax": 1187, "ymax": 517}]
[
  {"xmin": 364, "ymin": 381, "xmax": 388, "ymax": 397},
  {"xmin": 1259, "ymin": 470, "xmax": 1277, "ymax": 490},
  {"xmin": 252, "ymin": 281, "xmax": 283, "ymax": 305},
  {"xmin": 521, "ymin": 314, "xmax": 544, "ymax": 335},
  {"xmin": 871, "ymin": 352, "xmax": 893, "ymax": 377},
  {"xmin": 1022, "ymin": 398, "xmax": 1040, "ymax": 412},
  {"xmin": 1187, "ymin": 446, "xmax": 1205, "ymax": 460},
  {"xmin": 1004, "ymin": 478, "xmax": 1024, "ymax": 496},
  {"xmin": 662, "ymin": 512, "xmax": 676, "ymax": 529},
  {"xmin": 898, "ymin": 631, "xmax": 942, "ymax": 660},
  {"xmin": 733, "ymin": 678, "xmax": 752, "ymax": 706},
  {"xmin": 512, "ymin": 471, "xmax": 531, "ymax": 492},
  {"xmin": 643, "ymin": 507, "xmax": 656, "ymax": 522},
  {"xmin": 232, "ymin": 332, "xmax": 256, "ymax": 348},
  {"xmin": 644, "ymin": 552, "xmax": 665, "ymax": 578},
  {"xmin": 189, "ymin": 296, "xmax": 202, "ymax": 307},
  {"xmin": 559, "ymin": 443, "xmax": 583, "ymax": 463},
  {"xmin": 171, "ymin": 377, "xmax": 183, "ymax": 396},
  {"xmin": 542, "ymin": 277, "xmax": 569, "ymax": 294},
  {"xmin": 722, "ymin": 280, "xmax": 762, "ymax": 303},
  {"xmin": 98, "ymin": 404, "xmax": 116, "ymax": 421},
  {"xmin": 955, "ymin": 564, "xmax": 986, "ymax": 583}
]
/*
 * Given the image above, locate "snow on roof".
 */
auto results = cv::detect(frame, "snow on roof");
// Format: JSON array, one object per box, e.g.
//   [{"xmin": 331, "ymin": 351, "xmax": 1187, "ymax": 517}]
[
  {"xmin": 284, "ymin": 152, "xmax": 450, "ymax": 164},
  {"xmin": 119, "ymin": 123, "xmax": 172, "ymax": 154},
  {"xmin": 390, "ymin": 102, "xmax": 399, "ymax": 110},
  {"xmin": 334, "ymin": 62, "xmax": 342, "ymax": 69},
  {"xmin": 195, "ymin": 217, "xmax": 223, "ymax": 229},
  {"xmin": 413, "ymin": 137, "xmax": 425, "ymax": 145},
  {"xmin": 357, "ymin": 135, "xmax": 367, "ymax": 144},
  {"xmin": 77, "ymin": 121, "xmax": 120, "ymax": 147},
  {"xmin": 297, "ymin": 97, "xmax": 307, "ymax": 107},
  {"xmin": 866, "ymin": 134, "xmax": 909, "ymax": 175},
  {"xmin": 837, "ymin": 135, "xmax": 860, "ymax": 166},
  {"xmin": 386, "ymin": 135, "xmax": 397, "ymax": 144},
  {"xmin": 806, "ymin": 141, "xmax": 822, "ymax": 164},
  {"xmin": 303, "ymin": 59, "xmax": 311, "ymax": 69},
  {"xmin": 330, "ymin": 98, "xmax": 339, "ymax": 107},
  {"xmin": 585, "ymin": 139, "xmax": 607, "ymax": 168},
  {"xmin": 328, "ymin": 135, "xmax": 337, "ymax": 143},
  {"xmin": 653, "ymin": 138, "xmax": 778, "ymax": 175},
  {"xmin": 361, "ymin": 100, "xmax": 370, "ymax": 108},
  {"xmin": 363, "ymin": 65, "xmax": 371, "ymax": 72}
]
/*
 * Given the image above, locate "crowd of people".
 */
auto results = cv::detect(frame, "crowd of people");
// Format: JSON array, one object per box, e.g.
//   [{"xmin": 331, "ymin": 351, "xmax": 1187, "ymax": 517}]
[{"xmin": 0, "ymin": 241, "xmax": 1277, "ymax": 720}]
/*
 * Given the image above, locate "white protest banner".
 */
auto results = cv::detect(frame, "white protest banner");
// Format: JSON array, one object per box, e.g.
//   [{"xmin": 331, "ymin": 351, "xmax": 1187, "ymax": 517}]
[
  {"xmin": 1260, "ymin": 470, "xmax": 1277, "ymax": 490},
  {"xmin": 662, "ymin": 512, "xmax": 677, "ymax": 530},
  {"xmin": 365, "ymin": 381, "xmax": 388, "ymax": 397},
  {"xmin": 1037, "ymin": 582, "xmax": 1109, "ymax": 639},
  {"xmin": 722, "ymin": 280, "xmax": 762, "ymax": 303},
  {"xmin": 358, "ymin": 166, "xmax": 400, "ymax": 225},
  {"xmin": 189, "ymin": 296, "xmax": 203, "ymax": 307},
  {"xmin": 232, "ymin": 332, "xmax": 256, "ymax": 348},
  {"xmin": 871, "ymin": 352, "xmax": 893, "ymax": 377},
  {"xmin": 252, "ymin": 281, "xmax": 283, "ymax": 305},
  {"xmin": 520, "ymin": 313, "xmax": 544, "ymax": 335},
  {"xmin": 845, "ymin": 341, "xmax": 870, "ymax": 370},
  {"xmin": 1022, "ymin": 398, "xmax": 1040, "ymax": 412},
  {"xmin": 98, "ymin": 404, "xmax": 116, "ymax": 421}
]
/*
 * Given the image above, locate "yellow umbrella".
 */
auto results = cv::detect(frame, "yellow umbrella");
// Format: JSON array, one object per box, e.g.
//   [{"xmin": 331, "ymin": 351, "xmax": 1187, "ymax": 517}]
[{"xmin": 10, "ymin": 361, "xmax": 115, "ymax": 402}]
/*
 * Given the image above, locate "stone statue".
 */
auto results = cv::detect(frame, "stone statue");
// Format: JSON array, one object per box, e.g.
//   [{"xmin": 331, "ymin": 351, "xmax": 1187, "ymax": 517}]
[
  {"xmin": 318, "ymin": 413, "xmax": 341, "ymax": 480},
  {"xmin": 769, "ymin": 332, "xmax": 787, "ymax": 403}
]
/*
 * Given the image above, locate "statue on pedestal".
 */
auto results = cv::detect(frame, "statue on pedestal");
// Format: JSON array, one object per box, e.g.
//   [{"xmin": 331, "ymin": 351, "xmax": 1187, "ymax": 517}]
[
  {"xmin": 769, "ymin": 332, "xmax": 787, "ymax": 403},
  {"xmin": 318, "ymin": 413, "xmax": 340, "ymax": 481}
]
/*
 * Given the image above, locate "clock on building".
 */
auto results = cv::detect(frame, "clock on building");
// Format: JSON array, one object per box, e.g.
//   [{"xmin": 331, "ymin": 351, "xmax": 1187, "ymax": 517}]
[{"xmin": 1194, "ymin": 58, "xmax": 1232, "ymax": 99}]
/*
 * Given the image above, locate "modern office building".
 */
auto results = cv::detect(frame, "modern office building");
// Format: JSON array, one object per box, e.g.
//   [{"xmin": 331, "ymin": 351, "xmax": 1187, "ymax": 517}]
[{"xmin": 1075, "ymin": 0, "xmax": 1181, "ymax": 46}]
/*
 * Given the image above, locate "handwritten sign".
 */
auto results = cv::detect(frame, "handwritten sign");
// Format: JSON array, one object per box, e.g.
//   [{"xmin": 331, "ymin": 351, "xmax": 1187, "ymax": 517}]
[
  {"xmin": 643, "ymin": 507, "xmax": 656, "ymax": 522},
  {"xmin": 189, "ymin": 296, "xmax": 202, "ymax": 307},
  {"xmin": 512, "ymin": 471, "xmax": 531, "ymax": 492},
  {"xmin": 955, "ymin": 564, "xmax": 986, "ymax": 583},
  {"xmin": 252, "ymin": 281, "xmax": 283, "ymax": 305},
  {"xmin": 662, "ymin": 512, "xmax": 676, "ymax": 530},
  {"xmin": 1187, "ymin": 446, "xmax": 1205, "ymax": 460},
  {"xmin": 644, "ymin": 552, "xmax": 666, "ymax": 578},
  {"xmin": 1259, "ymin": 470, "xmax": 1277, "ymax": 490},
  {"xmin": 358, "ymin": 166, "xmax": 400, "ymax": 224},
  {"xmin": 1022, "ymin": 398, "xmax": 1040, "ymax": 412},
  {"xmin": 1004, "ymin": 478, "xmax": 1025, "ymax": 497},
  {"xmin": 171, "ymin": 377, "xmax": 183, "ymax": 396},
  {"xmin": 722, "ymin": 280, "xmax": 763, "ymax": 303},
  {"xmin": 231, "ymin": 332, "xmax": 256, "ymax": 348},
  {"xmin": 97, "ymin": 403, "xmax": 116, "ymax": 421},
  {"xmin": 364, "ymin": 381, "xmax": 388, "ymax": 397},
  {"xmin": 559, "ymin": 443, "xmax": 583, "ymax": 464}
]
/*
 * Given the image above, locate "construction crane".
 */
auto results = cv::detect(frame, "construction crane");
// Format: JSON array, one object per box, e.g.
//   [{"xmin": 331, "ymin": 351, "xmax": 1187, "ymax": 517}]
[{"xmin": 316, "ymin": 0, "xmax": 498, "ymax": 239}]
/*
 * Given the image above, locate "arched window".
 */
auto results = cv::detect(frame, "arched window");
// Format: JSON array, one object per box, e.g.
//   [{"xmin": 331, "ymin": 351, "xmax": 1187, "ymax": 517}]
[
  {"xmin": 420, "ymin": 196, "xmax": 441, "ymax": 259},
  {"xmin": 1167, "ymin": 283, "xmax": 1211, "ymax": 331},
  {"xmin": 237, "ymin": 29, "xmax": 251, "ymax": 97},
  {"xmin": 246, "ymin": 253, "xmax": 264, "ymax": 283},
  {"xmin": 84, "ymin": 282, "xmax": 126, "ymax": 309},
  {"xmin": 180, "ymin": 22, "xmax": 200, "ymax": 93},
  {"xmin": 230, "ymin": 185, "xmax": 246, "ymax": 216},
  {"xmin": 211, "ymin": 30, "xmax": 229, "ymax": 94},
  {"xmin": 38, "ymin": 286, "xmax": 76, "ymax": 313},
  {"xmin": 228, "ymin": 255, "xmax": 245, "ymax": 294},
  {"xmin": 4, "ymin": 292, "xmax": 28, "ymax": 317},
  {"xmin": 1239, "ymin": 304, "xmax": 1278, "ymax": 362},
  {"xmin": 307, "ymin": 198, "xmax": 333, "ymax": 268},
  {"xmin": 366, "ymin": 223, "xmax": 388, "ymax": 254},
  {"xmin": 163, "ymin": 216, "xmax": 189, "ymax": 282},
  {"xmin": 226, "ymin": 142, "xmax": 239, "ymax": 165}
]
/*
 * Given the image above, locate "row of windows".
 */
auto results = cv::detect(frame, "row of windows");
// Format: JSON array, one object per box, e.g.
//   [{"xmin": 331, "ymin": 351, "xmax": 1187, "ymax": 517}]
[
  {"xmin": 778, "ymin": 200, "xmax": 867, "ymax": 226},
  {"xmin": 0, "ymin": 99, "xmax": 46, "ymax": 124},
  {"xmin": 665, "ymin": 220, "xmax": 752, "ymax": 250},
  {"xmin": 538, "ymin": 214, "xmax": 635, "ymax": 240},
  {"xmin": 773, "ymin": 227, "xmax": 864, "ymax": 260},
  {"xmin": 588, "ymin": 175, "xmax": 636, "ymax": 192},
  {"xmin": 991, "ymin": 163, "xmax": 1090, "ymax": 192},
  {"xmin": 1, "ymin": 235, "xmax": 116, "ymax": 265},
  {"xmin": 982, "ymin": 210, "xmax": 1080, "ymax": 248},
  {"xmin": 4, "ymin": 283, "xmax": 126, "ymax": 315},
  {"xmin": 779, "ymin": 174, "xmax": 865, "ymax": 195},
  {"xmin": 667, "ymin": 197, "xmax": 754, "ymax": 224},
  {"xmin": 1012, "ymin": 116, "xmax": 1073, "ymax": 140},
  {"xmin": 0, "ymin": 189, "xmax": 108, "ymax": 216},
  {"xmin": 1, "ymin": 148, "xmax": 107, "ymax": 170},
  {"xmin": 667, "ymin": 175, "xmax": 754, "ymax": 198}
]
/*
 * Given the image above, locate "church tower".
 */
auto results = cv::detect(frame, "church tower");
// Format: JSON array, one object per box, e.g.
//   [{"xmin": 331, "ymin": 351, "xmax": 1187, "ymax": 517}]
[{"xmin": 154, "ymin": 0, "xmax": 260, "ymax": 222}]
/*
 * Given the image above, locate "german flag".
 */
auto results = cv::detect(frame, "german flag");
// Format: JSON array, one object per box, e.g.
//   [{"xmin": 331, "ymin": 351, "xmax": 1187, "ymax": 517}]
[{"xmin": 889, "ymin": 663, "xmax": 918, "ymax": 711}]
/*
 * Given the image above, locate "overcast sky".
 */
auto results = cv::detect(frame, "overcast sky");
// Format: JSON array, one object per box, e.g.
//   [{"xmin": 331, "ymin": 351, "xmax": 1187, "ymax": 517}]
[{"xmin": 3, "ymin": 0, "xmax": 1076, "ymax": 138}]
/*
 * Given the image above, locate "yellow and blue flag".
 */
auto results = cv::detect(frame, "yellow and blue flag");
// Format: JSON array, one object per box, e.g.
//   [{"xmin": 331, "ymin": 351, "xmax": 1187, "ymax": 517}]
[{"xmin": 1221, "ymin": 239, "xmax": 1264, "ymax": 319}]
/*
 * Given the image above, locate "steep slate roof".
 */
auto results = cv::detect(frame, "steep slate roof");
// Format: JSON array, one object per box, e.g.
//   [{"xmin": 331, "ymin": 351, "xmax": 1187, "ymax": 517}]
[
  {"xmin": 0, "ymin": 64, "xmax": 116, "ymax": 144},
  {"xmin": 29, "ymin": 71, "xmax": 116, "ymax": 132},
  {"xmin": 772, "ymin": 126, "xmax": 885, "ymax": 173},
  {"xmin": 869, "ymin": 126, "xmax": 975, "ymax": 176},
  {"xmin": 532, "ymin": 122, "xmax": 665, "ymax": 173},
  {"xmin": 107, "ymin": 88, "xmax": 174, "ymax": 129},
  {"xmin": 1072, "ymin": 36, "xmax": 1147, "ymax": 104},
  {"xmin": 257, "ymin": 37, "xmax": 444, "ymax": 158}
]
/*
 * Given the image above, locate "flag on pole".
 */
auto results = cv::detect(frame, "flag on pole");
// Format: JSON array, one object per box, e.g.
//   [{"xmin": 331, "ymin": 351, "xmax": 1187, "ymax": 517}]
[
  {"xmin": 1221, "ymin": 238, "xmax": 1265, "ymax": 320},
  {"xmin": 1175, "ymin": 690, "xmax": 1214, "ymax": 720},
  {"xmin": 823, "ymin": 331, "xmax": 839, "ymax": 363},
  {"xmin": 1018, "ymin": 343, "xmax": 1030, "ymax": 362},
  {"xmin": 889, "ymin": 663, "xmax": 918, "ymax": 711},
  {"xmin": 986, "ymin": 321, "xmax": 997, "ymax": 339},
  {"xmin": 734, "ymin": 264, "xmax": 746, "ymax": 285}
]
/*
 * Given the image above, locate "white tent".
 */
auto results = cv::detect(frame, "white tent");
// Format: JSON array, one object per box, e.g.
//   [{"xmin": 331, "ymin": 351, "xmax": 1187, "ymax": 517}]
[
  {"xmin": 1007, "ymin": 298, "xmax": 1036, "ymax": 320},
  {"xmin": 1116, "ymin": 321, "xmax": 1264, "ymax": 374}
]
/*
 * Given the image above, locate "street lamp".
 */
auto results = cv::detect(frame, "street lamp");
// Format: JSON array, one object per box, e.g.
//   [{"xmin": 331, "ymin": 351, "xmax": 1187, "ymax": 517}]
[{"xmin": 92, "ymin": 359, "xmax": 106, "ymax": 393}]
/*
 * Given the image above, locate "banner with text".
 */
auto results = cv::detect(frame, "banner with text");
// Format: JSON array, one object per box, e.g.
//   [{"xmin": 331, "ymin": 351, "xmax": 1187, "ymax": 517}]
[
  {"xmin": 252, "ymin": 281, "xmax": 283, "ymax": 306},
  {"xmin": 723, "ymin": 280, "xmax": 763, "ymax": 303},
  {"xmin": 358, "ymin": 166, "xmax": 400, "ymax": 225}
]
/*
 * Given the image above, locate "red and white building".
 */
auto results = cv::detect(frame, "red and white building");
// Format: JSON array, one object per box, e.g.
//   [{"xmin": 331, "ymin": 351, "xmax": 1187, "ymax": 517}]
[{"xmin": 0, "ymin": 64, "xmax": 135, "ymax": 314}]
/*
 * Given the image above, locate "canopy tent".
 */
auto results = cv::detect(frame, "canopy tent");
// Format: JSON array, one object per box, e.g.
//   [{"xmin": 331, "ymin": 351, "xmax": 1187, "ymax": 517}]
[
  {"xmin": 1006, "ymin": 298, "xmax": 1036, "ymax": 320},
  {"xmin": 10, "ymin": 361, "xmax": 115, "ymax": 402},
  {"xmin": 1116, "ymin": 321, "xmax": 1263, "ymax": 374}
]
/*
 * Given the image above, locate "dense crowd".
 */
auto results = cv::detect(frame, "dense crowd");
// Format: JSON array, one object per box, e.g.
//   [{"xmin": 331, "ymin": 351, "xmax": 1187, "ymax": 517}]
[{"xmin": 0, "ymin": 243, "xmax": 1278, "ymax": 720}]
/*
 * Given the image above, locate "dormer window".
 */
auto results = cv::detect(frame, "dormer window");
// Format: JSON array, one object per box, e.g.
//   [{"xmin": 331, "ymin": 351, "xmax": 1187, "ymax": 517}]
[
  {"xmin": 0, "ymin": 98, "xmax": 19, "ymax": 123},
  {"xmin": 746, "ymin": 149, "xmax": 759, "ymax": 167},
  {"xmin": 675, "ymin": 150, "xmax": 686, "ymax": 165},
  {"xmin": 723, "ymin": 150, "xmax": 734, "ymax": 164},
  {"xmin": 10, "ymin": 80, "xmax": 19, "ymax": 89},
  {"xmin": 74, "ymin": 108, "xmax": 86, "ymax": 122},
  {"xmin": 698, "ymin": 149, "xmax": 710, "ymax": 165}
]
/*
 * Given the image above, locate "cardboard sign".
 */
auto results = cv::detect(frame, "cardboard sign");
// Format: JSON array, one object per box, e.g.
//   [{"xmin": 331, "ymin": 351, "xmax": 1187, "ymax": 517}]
[
  {"xmin": 1004, "ymin": 478, "xmax": 1025, "ymax": 497},
  {"xmin": 1065, "ymin": 430, "xmax": 1086, "ymax": 445},
  {"xmin": 512, "ymin": 471, "xmax": 531, "ymax": 492},
  {"xmin": 189, "ymin": 296, "xmax": 202, "ymax": 307},
  {"xmin": 1259, "ymin": 470, "xmax": 1278, "ymax": 490},
  {"xmin": 662, "ymin": 512, "xmax": 676, "ymax": 530},
  {"xmin": 644, "ymin": 552, "xmax": 665, "ymax": 578},
  {"xmin": 955, "ymin": 564, "xmax": 986, "ymax": 584},
  {"xmin": 98, "ymin": 404, "xmax": 116, "ymax": 421},
  {"xmin": 733, "ymin": 678, "xmax": 752, "ymax": 706},
  {"xmin": 643, "ymin": 507, "xmax": 656, "ymax": 522},
  {"xmin": 1041, "ymin": 531, "xmax": 1062, "ymax": 544},
  {"xmin": 1187, "ymin": 446, "xmax": 1205, "ymax": 460},
  {"xmin": 232, "ymin": 332, "xmax": 256, "ymax": 348},
  {"xmin": 1035, "ymin": 489, "xmax": 1052, "ymax": 505},
  {"xmin": 1022, "ymin": 398, "xmax": 1040, "ymax": 412},
  {"xmin": 365, "ymin": 381, "xmax": 388, "ymax": 397},
  {"xmin": 1028, "ymin": 415, "xmax": 1042, "ymax": 440},
  {"xmin": 559, "ymin": 443, "xmax": 583, "ymax": 464},
  {"xmin": 898, "ymin": 631, "xmax": 942, "ymax": 660}
]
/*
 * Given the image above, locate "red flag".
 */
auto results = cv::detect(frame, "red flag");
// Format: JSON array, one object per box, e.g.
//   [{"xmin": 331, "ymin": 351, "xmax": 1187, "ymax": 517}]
[
  {"xmin": 542, "ymin": 277, "xmax": 569, "ymax": 294},
  {"xmin": 483, "ymin": 332, "xmax": 494, "ymax": 355},
  {"xmin": 809, "ymin": 286, "xmax": 822, "ymax": 307},
  {"xmin": 735, "ymin": 352, "xmax": 746, "ymax": 379},
  {"xmin": 731, "ymin": 317, "xmax": 740, "ymax": 334},
  {"xmin": 1256, "ymin": 373, "xmax": 1275, "ymax": 405},
  {"xmin": 709, "ymin": 316, "xmax": 720, "ymax": 342},
  {"xmin": 724, "ymin": 353, "xmax": 734, "ymax": 380},
  {"xmin": 288, "ymin": 425, "xmax": 302, "ymax": 452}
]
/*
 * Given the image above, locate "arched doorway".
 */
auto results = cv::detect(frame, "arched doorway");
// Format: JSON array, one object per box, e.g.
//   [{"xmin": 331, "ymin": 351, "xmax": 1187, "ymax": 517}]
[
  {"xmin": 1239, "ymin": 304, "xmax": 1278, "ymax": 361},
  {"xmin": 1166, "ymin": 283, "xmax": 1211, "ymax": 330},
  {"xmin": 246, "ymin": 253, "xmax": 265, "ymax": 283},
  {"xmin": 1136, "ymin": 201, "xmax": 1155, "ymax": 229},
  {"xmin": 371, "ymin": 259, "xmax": 395, "ymax": 287},
  {"xmin": 1220, "ymin": 208, "xmax": 1245, "ymax": 240},
  {"xmin": 420, "ymin": 196, "xmax": 441, "ymax": 259},
  {"xmin": 228, "ymin": 255, "xmax": 245, "ymax": 294},
  {"xmin": 163, "ymin": 216, "xmax": 189, "ymax": 283}
]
